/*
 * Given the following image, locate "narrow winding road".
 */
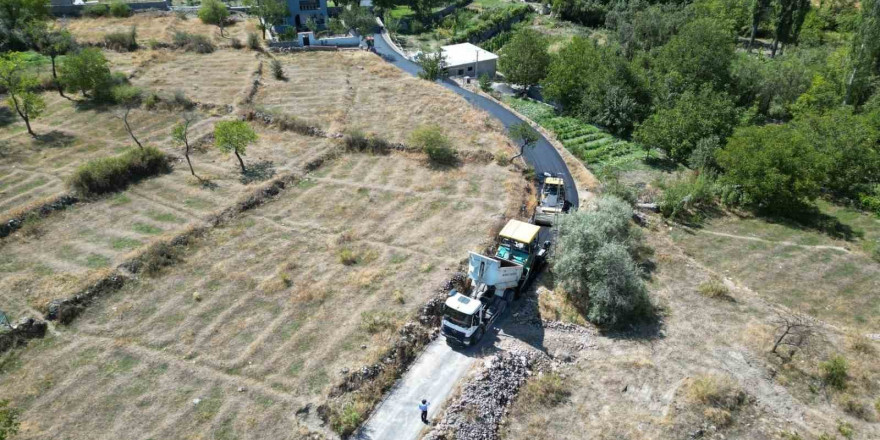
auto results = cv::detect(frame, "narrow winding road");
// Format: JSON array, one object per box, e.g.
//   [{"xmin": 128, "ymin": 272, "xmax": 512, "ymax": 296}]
[{"xmin": 355, "ymin": 31, "xmax": 580, "ymax": 440}]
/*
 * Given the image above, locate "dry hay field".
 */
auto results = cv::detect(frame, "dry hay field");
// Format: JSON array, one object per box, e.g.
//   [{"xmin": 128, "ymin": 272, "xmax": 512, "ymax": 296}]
[
  {"xmin": 0, "ymin": 152, "xmax": 521, "ymax": 440},
  {"xmin": 499, "ymin": 228, "xmax": 880, "ymax": 440},
  {"xmin": 254, "ymin": 51, "xmax": 512, "ymax": 150},
  {"xmin": 57, "ymin": 11, "xmax": 259, "ymax": 46},
  {"xmin": 0, "ymin": 41, "xmax": 526, "ymax": 439}
]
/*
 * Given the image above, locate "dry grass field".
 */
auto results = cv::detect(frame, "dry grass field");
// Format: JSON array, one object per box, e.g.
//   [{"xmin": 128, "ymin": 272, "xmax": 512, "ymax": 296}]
[
  {"xmin": 499, "ymin": 228, "xmax": 880, "ymax": 440},
  {"xmin": 254, "ymin": 51, "xmax": 512, "ymax": 151},
  {"xmin": 57, "ymin": 11, "xmax": 259, "ymax": 45},
  {"xmin": 0, "ymin": 30, "xmax": 525, "ymax": 439},
  {"xmin": 0, "ymin": 152, "xmax": 521, "ymax": 440}
]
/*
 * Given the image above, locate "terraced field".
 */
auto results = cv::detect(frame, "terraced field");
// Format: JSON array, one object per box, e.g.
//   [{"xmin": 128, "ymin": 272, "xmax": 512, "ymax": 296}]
[
  {"xmin": 502, "ymin": 96, "xmax": 647, "ymax": 171},
  {"xmin": 0, "ymin": 153, "xmax": 521, "ymax": 440},
  {"xmin": 256, "ymin": 51, "xmax": 510, "ymax": 150},
  {"xmin": 0, "ymin": 127, "xmax": 335, "ymax": 318}
]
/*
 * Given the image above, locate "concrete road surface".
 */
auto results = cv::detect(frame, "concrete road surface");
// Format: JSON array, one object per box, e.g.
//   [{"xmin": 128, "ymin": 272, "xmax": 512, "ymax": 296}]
[{"xmin": 355, "ymin": 339, "xmax": 478, "ymax": 440}]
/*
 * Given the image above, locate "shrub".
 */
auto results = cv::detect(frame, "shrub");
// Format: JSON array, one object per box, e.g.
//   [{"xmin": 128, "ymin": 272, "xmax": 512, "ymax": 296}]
[
  {"xmin": 658, "ymin": 172, "xmax": 717, "ymax": 221},
  {"xmin": 344, "ymin": 130, "xmax": 391, "ymax": 154},
  {"xmin": 109, "ymin": 1, "xmax": 132, "ymax": 17},
  {"xmin": 67, "ymin": 147, "xmax": 171, "ymax": 196},
  {"xmin": 270, "ymin": 59, "xmax": 284, "ymax": 80},
  {"xmin": 698, "ymin": 279, "xmax": 728, "ymax": 298},
  {"xmin": 410, "ymin": 125, "xmax": 457, "ymax": 166},
  {"xmin": 329, "ymin": 400, "xmax": 369, "ymax": 436},
  {"xmin": 110, "ymin": 84, "xmax": 142, "ymax": 106},
  {"xmin": 842, "ymin": 396, "xmax": 875, "ymax": 421},
  {"xmin": 175, "ymin": 10, "xmax": 188, "ymax": 20},
  {"xmin": 687, "ymin": 374, "xmax": 747, "ymax": 410},
  {"xmin": 172, "ymin": 90, "xmax": 195, "ymax": 109},
  {"xmin": 246, "ymin": 32, "xmax": 260, "ymax": 50},
  {"xmin": 83, "ymin": 3, "xmax": 109, "ymax": 17},
  {"xmin": 479, "ymin": 73, "xmax": 492, "ymax": 93},
  {"xmin": 494, "ymin": 150, "xmax": 509, "ymax": 166},
  {"xmin": 821, "ymin": 355, "xmax": 848, "ymax": 390},
  {"xmin": 172, "ymin": 31, "xmax": 214, "ymax": 53},
  {"xmin": 0, "ymin": 400, "xmax": 21, "ymax": 440},
  {"xmin": 360, "ymin": 311, "xmax": 397, "ymax": 334},
  {"xmin": 144, "ymin": 92, "xmax": 160, "ymax": 109},
  {"xmin": 230, "ymin": 37, "xmax": 242, "ymax": 49},
  {"xmin": 519, "ymin": 373, "xmax": 570, "ymax": 407}
]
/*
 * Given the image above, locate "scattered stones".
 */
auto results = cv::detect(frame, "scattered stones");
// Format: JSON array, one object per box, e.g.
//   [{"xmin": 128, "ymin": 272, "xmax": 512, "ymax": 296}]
[
  {"xmin": 0, "ymin": 194, "xmax": 78, "ymax": 239},
  {"xmin": 192, "ymin": 398, "xmax": 201, "ymax": 405},
  {"xmin": 0, "ymin": 317, "xmax": 48, "ymax": 353},
  {"xmin": 193, "ymin": 292, "xmax": 202, "ymax": 302},
  {"xmin": 360, "ymin": 344, "xmax": 367, "ymax": 349},
  {"xmin": 424, "ymin": 350, "xmax": 539, "ymax": 440},
  {"xmin": 237, "ymin": 386, "xmax": 246, "ymax": 392}
]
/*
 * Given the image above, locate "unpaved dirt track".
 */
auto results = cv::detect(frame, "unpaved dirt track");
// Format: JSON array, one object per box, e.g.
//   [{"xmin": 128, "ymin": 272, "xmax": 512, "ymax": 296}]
[{"xmin": 356, "ymin": 32, "xmax": 581, "ymax": 440}]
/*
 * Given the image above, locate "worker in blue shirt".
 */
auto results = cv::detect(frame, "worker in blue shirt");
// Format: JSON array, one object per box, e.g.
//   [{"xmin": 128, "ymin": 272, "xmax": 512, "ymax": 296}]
[{"xmin": 419, "ymin": 399, "xmax": 429, "ymax": 423}]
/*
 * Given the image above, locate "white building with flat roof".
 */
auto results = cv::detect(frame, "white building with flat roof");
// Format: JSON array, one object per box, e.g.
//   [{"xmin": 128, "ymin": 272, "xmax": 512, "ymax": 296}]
[{"xmin": 441, "ymin": 43, "xmax": 498, "ymax": 78}]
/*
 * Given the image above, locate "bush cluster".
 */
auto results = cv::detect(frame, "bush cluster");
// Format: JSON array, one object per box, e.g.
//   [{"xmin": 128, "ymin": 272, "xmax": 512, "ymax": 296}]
[
  {"xmin": 109, "ymin": 1, "xmax": 132, "ymax": 17},
  {"xmin": 67, "ymin": 147, "xmax": 171, "ymax": 196},
  {"xmin": 409, "ymin": 125, "xmax": 457, "ymax": 166},
  {"xmin": 104, "ymin": 26, "xmax": 138, "ymax": 52},
  {"xmin": 172, "ymin": 31, "xmax": 214, "ymax": 53},
  {"xmin": 449, "ymin": 4, "xmax": 531, "ymax": 44},
  {"xmin": 344, "ymin": 130, "xmax": 392, "ymax": 154}
]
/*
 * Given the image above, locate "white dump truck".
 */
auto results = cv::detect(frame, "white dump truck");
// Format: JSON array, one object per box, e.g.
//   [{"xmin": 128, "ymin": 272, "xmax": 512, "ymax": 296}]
[
  {"xmin": 441, "ymin": 219, "xmax": 548, "ymax": 346},
  {"xmin": 533, "ymin": 174, "xmax": 569, "ymax": 226}
]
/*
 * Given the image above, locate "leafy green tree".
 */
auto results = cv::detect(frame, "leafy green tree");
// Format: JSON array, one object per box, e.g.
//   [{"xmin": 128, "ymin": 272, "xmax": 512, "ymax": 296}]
[
  {"xmin": 554, "ymin": 195, "xmax": 649, "ymax": 327},
  {"xmin": 306, "ymin": 15, "xmax": 320, "ymax": 33},
  {"xmin": 59, "ymin": 47, "xmax": 112, "ymax": 98},
  {"xmin": 551, "ymin": 0, "xmax": 613, "ymax": 27},
  {"xmin": 746, "ymin": 0, "xmax": 771, "ymax": 52},
  {"xmin": 0, "ymin": 400, "xmax": 20, "ymax": 440},
  {"xmin": 0, "ymin": 0, "xmax": 49, "ymax": 50},
  {"xmin": 689, "ymin": 136, "xmax": 722, "ymax": 171},
  {"xmin": 542, "ymin": 36, "xmax": 648, "ymax": 136},
  {"xmin": 605, "ymin": 1, "xmax": 691, "ymax": 58},
  {"xmin": 214, "ymin": 120, "xmax": 258, "ymax": 173},
  {"xmin": 340, "ymin": 6, "xmax": 376, "ymax": 38},
  {"xmin": 790, "ymin": 74, "xmax": 841, "ymax": 117},
  {"xmin": 172, "ymin": 113, "xmax": 197, "ymax": 176},
  {"xmin": 653, "ymin": 18, "xmax": 736, "ymax": 95},
  {"xmin": 408, "ymin": 0, "xmax": 441, "ymax": 21},
  {"xmin": 498, "ymin": 28, "xmax": 550, "ymax": 91},
  {"xmin": 246, "ymin": 0, "xmax": 288, "ymax": 39},
  {"xmin": 634, "ymin": 87, "xmax": 739, "ymax": 164},
  {"xmin": 793, "ymin": 108, "xmax": 880, "ymax": 198},
  {"xmin": 770, "ymin": 0, "xmax": 811, "ymax": 57},
  {"xmin": 31, "ymin": 27, "xmax": 77, "ymax": 97},
  {"xmin": 844, "ymin": 0, "xmax": 880, "ymax": 105},
  {"xmin": 478, "ymin": 73, "xmax": 492, "ymax": 92},
  {"xmin": 199, "ymin": 0, "xmax": 230, "ymax": 36},
  {"xmin": 0, "ymin": 52, "xmax": 46, "ymax": 137},
  {"xmin": 416, "ymin": 51, "xmax": 445, "ymax": 81},
  {"xmin": 507, "ymin": 122, "xmax": 539, "ymax": 163},
  {"xmin": 718, "ymin": 124, "xmax": 828, "ymax": 210}
]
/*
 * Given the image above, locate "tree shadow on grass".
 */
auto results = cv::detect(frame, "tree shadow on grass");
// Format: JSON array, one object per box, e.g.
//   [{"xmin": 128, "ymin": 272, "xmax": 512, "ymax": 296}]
[
  {"xmin": 34, "ymin": 130, "xmax": 76, "ymax": 149},
  {"xmin": 0, "ymin": 107, "xmax": 16, "ymax": 127},
  {"xmin": 239, "ymin": 160, "xmax": 276, "ymax": 184},
  {"xmin": 643, "ymin": 155, "xmax": 680, "ymax": 173},
  {"xmin": 753, "ymin": 204, "xmax": 863, "ymax": 242}
]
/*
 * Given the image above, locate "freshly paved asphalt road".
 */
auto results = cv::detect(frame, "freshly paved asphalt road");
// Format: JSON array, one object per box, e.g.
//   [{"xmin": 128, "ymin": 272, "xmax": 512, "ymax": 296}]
[
  {"xmin": 370, "ymin": 32, "xmax": 580, "ymax": 210},
  {"xmin": 354, "ymin": 32, "xmax": 580, "ymax": 440}
]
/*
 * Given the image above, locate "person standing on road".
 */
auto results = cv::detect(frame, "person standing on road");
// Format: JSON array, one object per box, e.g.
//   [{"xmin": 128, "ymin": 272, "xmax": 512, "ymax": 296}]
[{"xmin": 419, "ymin": 399, "xmax": 429, "ymax": 423}]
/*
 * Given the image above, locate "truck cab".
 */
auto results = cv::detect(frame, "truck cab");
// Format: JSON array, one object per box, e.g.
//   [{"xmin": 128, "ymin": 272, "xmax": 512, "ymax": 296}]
[
  {"xmin": 441, "ymin": 220, "xmax": 547, "ymax": 346},
  {"xmin": 534, "ymin": 175, "xmax": 568, "ymax": 226}
]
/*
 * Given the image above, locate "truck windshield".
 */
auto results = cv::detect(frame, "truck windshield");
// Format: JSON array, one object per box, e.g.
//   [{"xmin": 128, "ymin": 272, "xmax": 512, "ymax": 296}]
[{"xmin": 444, "ymin": 306, "xmax": 473, "ymax": 328}]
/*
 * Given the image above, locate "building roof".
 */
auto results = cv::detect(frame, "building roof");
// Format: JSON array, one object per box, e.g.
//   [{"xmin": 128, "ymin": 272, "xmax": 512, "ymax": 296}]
[
  {"xmin": 440, "ymin": 43, "xmax": 498, "ymax": 67},
  {"xmin": 499, "ymin": 219, "xmax": 540, "ymax": 244}
]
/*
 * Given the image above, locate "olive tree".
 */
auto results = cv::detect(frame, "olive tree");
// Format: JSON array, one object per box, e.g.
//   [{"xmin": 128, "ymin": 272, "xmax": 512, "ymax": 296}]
[
  {"xmin": 498, "ymin": 28, "xmax": 550, "ymax": 92},
  {"xmin": 214, "ymin": 120, "xmax": 258, "ymax": 173},
  {"xmin": 554, "ymin": 195, "xmax": 650, "ymax": 327},
  {"xmin": 31, "ymin": 27, "xmax": 77, "ymax": 97},
  {"xmin": 0, "ymin": 52, "xmax": 46, "ymax": 137},
  {"xmin": 58, "ymin": 47, "xmax": 112, "ymax": 98}
]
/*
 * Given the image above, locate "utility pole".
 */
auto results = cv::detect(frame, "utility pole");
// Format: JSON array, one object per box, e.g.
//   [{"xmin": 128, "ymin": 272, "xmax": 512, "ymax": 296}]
[{"xmin": 474, "ymin": 48, "xmax": 479, "ymax": 80}]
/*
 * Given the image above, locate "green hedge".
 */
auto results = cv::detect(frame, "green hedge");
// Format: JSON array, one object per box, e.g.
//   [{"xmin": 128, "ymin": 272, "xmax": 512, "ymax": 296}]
[
  {"xmin": 68, "ymin": 147, "xmax": 171, "ymax": 196},
  {"xmin": 451, "ymin": 4, "xmax": 531, "ymax": 44}
]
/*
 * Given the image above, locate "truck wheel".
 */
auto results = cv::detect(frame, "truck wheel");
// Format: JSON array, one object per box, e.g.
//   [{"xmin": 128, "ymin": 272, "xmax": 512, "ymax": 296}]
[
  {"xmin": 503, "ymin": 288, "xmax": 514, "ymax": 302},
  {"xmin": 471, "ymin": 328, "xmax": 484, "ymax": 345}
]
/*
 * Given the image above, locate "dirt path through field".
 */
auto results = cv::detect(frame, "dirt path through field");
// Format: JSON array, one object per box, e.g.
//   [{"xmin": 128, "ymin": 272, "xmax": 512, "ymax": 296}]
[{"xmin": 696, "ymin": 229, "xmax": 852, "ymax": 253}]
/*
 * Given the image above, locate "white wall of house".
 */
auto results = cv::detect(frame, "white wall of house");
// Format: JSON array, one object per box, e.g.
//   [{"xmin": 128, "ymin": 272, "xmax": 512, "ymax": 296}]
[{"xmin": 447, "ymin": 59, "xmax": 497, "ymax": 79}]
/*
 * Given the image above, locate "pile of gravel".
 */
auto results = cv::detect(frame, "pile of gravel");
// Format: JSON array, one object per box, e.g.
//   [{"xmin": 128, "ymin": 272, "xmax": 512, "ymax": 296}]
[{"xmin": 425, "ymin": 350, "xmax": 535, "ymax": 440}]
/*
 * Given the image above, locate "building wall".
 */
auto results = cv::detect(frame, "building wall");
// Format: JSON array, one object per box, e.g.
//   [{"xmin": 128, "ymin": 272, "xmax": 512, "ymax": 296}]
[
  {"xmin": 285, "ymin": 0, "xmax": 328, "ymax": 29},
  {"xmin": 447, "ymin": 59, "xmax": 496, "ymax": 79}
]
